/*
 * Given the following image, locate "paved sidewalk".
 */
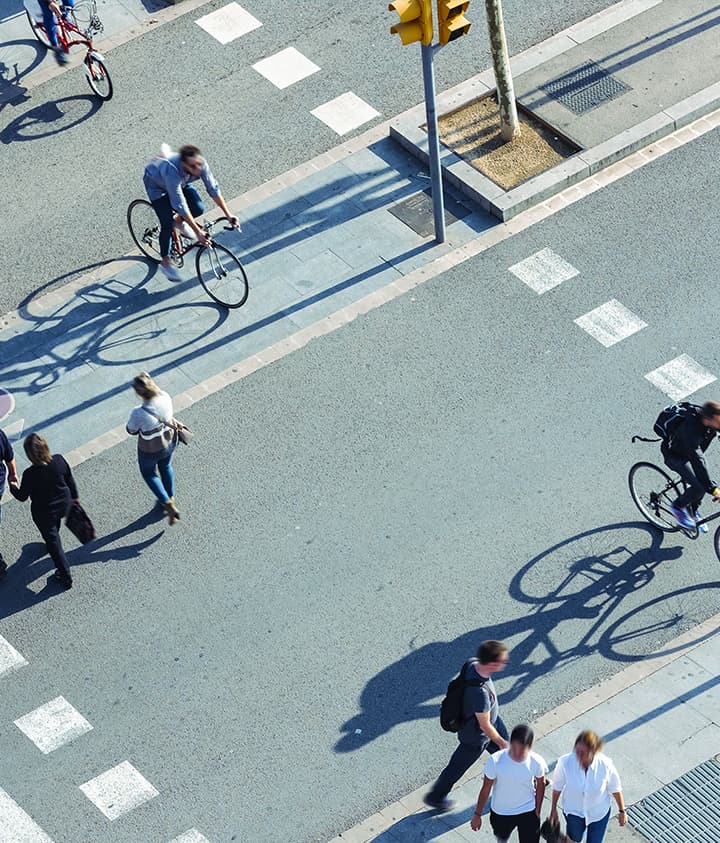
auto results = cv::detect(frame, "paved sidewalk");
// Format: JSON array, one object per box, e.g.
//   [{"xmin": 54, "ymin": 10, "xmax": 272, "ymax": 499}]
[{"xmin": 333, "ymin": 612, "xmax": 720, "ymax": 842}]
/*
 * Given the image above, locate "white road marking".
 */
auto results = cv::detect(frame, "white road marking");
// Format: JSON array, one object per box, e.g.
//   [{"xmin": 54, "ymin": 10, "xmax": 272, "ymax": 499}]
[
  {"xmin": 195, "ymin": 2, "xmax": 261, "ymax": 44},
  {"xmin": 169, "ymin": 830, "xmax": 211, "ymax": 843},
  {"xmin": 14, "ymin": 696, "xmax": 93, "ymax": 754},
  {"xmin": 0, "ymin": 635, "xmax": 28, "ymax": 678},
  {"xmin": 0, "ymin": 788, "xmax": 54, "ymax": 842},
  {"xmin": 574, "ymin": 299, "xmax": 647, "ymax": 347},
  {"xmin": 311, "ymin": 92, "xmax": 381, "ymax": 136},
  {"xmin": 79, "ymin": 761, "xmax": 159, "ymax": 820},
  {"xmin": 252, "ymin": 47, "xmax": 320, "ymax": 89},
  {"xmin": 508, "ymin": 247, "xmax": 579, "ymax": 294},
  {"xmin": 645, "ymin": 354, "xmax": 717, "ymax": 401}
]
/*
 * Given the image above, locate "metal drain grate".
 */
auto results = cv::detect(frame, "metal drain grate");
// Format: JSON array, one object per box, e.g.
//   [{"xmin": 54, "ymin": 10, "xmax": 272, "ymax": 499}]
[
  {"xmin": 540, "ymin": 61, "xmax": 631, "ymax": 114},
  {"xmin": 628, "ymin": 758, "xmax": 720, "ymax": 842}
]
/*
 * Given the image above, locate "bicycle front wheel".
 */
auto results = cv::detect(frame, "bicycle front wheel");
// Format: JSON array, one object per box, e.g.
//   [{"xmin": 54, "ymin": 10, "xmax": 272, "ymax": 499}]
[
  {"xmin": 127, "ymin": 199, "xmax": 162, "ymax": 263},
  {"xmin": 85, "ymin": 54, "xmax": 113, "ymax": 100},
  {"xmin": 628, "ymin": 461, "xmax": 682, "ymax": 533},
  {"xmin": 196, "ymin": 243, "xmax": 248, "ymax": 308},
  {"xmin": 26, "ymin": 10, "xmax": 52, "ymax": 46}
]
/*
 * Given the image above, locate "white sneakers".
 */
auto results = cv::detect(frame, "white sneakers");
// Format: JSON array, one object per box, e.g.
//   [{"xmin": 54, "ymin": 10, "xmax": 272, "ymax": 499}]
[{"xmin": 160, "ymin": 262, "xmax": 182, "ymax": 282}]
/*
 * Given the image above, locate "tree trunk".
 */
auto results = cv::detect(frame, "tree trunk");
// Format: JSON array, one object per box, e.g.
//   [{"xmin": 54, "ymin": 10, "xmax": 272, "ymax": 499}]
[{"xmin": 484, "ymin": 0, "xmax": 520, "ymax": 142}]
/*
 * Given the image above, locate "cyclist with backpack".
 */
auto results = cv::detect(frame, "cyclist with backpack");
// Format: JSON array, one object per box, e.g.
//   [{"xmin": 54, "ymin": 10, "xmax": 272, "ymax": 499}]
[
  {"xmin": 424, "ymin": 640, "xmax": 510, "ymax": 812},
  {"xmin": 654, "ymin": 400, "xmax": 720, "ymax": 529}
]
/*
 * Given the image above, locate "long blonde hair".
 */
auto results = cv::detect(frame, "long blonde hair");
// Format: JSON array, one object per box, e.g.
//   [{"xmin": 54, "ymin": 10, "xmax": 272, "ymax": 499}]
[
  {"xmin": 24, "ymin": 433, "xmax": 52, "ymax": 466},
  {"xmin": 133, "ymin": 371, "xmax": 161, "ymax": 401}
]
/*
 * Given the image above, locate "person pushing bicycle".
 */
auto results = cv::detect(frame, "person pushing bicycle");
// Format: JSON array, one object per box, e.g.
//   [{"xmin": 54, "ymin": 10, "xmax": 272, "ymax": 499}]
[
  {"xmin": 25, "ymin": 0, "xmax": 75, "ymax": 64},
  {"xmin": 657, "ymin": 400, "xmax": 720, "ymax": 529},
  {"xmin": 143, "ymin": 144, "xmax": 239, "ymax": 282}
]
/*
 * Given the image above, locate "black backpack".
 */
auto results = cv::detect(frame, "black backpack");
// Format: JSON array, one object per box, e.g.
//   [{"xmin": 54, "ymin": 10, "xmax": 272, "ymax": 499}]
[
  {"xmin": 653, "ymin": 402, "xmax": 699, "ymax": 444},
  {"xmin": 440, "ymin": 659, "xmax": 486, "ymax": 732}
]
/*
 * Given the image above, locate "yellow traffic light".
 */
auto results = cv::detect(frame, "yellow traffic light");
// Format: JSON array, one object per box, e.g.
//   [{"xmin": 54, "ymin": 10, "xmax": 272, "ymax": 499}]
[
  {"xmin": 389, "ymin": 0, "xmax": 433, "ymax": 47},
  {"xmin": 437, "ymin": 0, "xmax": 471, "ymax": 45}
]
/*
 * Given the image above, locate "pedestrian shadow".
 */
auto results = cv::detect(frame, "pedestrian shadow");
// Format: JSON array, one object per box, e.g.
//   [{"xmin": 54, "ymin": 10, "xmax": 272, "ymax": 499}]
[
  {"xmin": 0, "ymin": 508, "xmax": 165, "ymax": 620},
  {"xmin": 334, "ymin": 521, "xmax": 694, "ymax": 753},
  {"xmin": 0, "ymin": 93, "xmax": 102, "ymax": 143}
]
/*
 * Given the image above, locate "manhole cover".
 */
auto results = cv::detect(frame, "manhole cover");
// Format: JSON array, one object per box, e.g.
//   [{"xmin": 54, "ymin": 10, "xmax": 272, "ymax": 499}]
[
  {"xmin": 540, "ymin": 60, "xmax": 631, "ymax": 115},
  {"xmin": 628, "ymin": 758, "xmax": 720, "ymax": 842},
  {"xmin": 388, "ymin": 189, "xmax": 470, "ymax": 237}
]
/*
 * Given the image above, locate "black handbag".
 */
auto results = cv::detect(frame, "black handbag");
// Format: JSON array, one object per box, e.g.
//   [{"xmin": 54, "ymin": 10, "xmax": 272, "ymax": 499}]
[
  {"xmin": 66, "ymin": 501, "xmax": 96, "ymax": 544},
  {"xmin": 144, "ymin": 407, "xmax": 194, "ymax": 446}
]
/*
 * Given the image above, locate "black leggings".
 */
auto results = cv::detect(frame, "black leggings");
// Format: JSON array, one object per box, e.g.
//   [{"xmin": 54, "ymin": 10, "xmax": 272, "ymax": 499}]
[
  {"xmin": 663, "ymin": 451, "xmax": 708, "ymax": 509},
  {"xmin": 33, "ymin": 507, "xmax": 71, "ymax": 581}
]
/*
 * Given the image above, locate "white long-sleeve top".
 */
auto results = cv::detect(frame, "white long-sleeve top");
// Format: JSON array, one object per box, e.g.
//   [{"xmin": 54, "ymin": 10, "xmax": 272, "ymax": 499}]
[{"xmin": 552, "ymin": 751, "xmax": 622, "ymax": 823}]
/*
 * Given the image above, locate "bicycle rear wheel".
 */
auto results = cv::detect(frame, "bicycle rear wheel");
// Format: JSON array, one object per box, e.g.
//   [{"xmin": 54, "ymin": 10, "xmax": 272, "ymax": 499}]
[
  {"xmin": 84, "ymin": 54, "xmax": 112, "ymax": 100},
  {"xmin": 127, "ymin": 199, "xmax": 162, "ymax": 263},
  {"xmin": 26, "ymin": 10, "xmax": 52, "ymax": 47},
  {"xmin": 628, "ymin": 461, "xmax": 687, "ymax": 533},
  {"xmin": 196, "ymin": 243, "xmax": 248, "ymax": 309}
]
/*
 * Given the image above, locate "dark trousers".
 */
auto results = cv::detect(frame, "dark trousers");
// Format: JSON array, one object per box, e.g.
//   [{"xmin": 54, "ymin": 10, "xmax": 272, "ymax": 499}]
[
  {"xmin": 34, "ymin": 508, "xmax": 71, "ymax": 582},
  {"xmin": 149, "ymin": 185, "xmax": 205, "ymax": 258},
  {"xmin": 490, "ymin": 809, "xmax": 540, "ymax": 843},
  {"xmin": 663, "ymin": 450, "xmax": 707, "ymax": 509},
  {"xmin": 427, "ymin": 716, "xmax": 509, "ymax": 802}
]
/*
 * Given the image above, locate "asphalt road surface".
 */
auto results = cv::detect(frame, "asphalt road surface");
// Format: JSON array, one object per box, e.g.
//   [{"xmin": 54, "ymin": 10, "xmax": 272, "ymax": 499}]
[
  {"xmin": 4, "ymin": 0, "xmax": 614, "ymax": 313},
  {"xmin": 1, "ymin": 114, "xmax": 720, "ymax": 841}
]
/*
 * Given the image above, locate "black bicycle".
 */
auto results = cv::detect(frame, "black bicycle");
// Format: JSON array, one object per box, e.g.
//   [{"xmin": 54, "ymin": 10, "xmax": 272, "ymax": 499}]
[
  {"xmin": 127, "ymin": 200, "xmax": 249, "ymax": 309},
  {"xmin": 628, "ymin": 445, "xmax": 720, "ymax": 560}
]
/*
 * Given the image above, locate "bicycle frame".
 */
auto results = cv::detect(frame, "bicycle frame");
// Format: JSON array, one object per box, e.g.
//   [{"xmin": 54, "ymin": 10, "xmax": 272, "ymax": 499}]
[
  {"xmin": 32, "ymin": 4, "xmax": 103, "ymax": 58},
  {"xmin": 170, "ymin": 217, "xmax": 238, "ymax": 260}
]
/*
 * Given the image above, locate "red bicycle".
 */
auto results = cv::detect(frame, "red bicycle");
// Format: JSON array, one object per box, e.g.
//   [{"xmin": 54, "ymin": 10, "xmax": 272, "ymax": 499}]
[{"xmin": 25, "ymin": 0, "xmax": 112, "ymax": 101}]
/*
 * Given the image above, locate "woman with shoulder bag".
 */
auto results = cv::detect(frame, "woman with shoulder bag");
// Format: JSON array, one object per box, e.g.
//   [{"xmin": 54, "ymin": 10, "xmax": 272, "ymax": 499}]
[
  {"xmin": 9, "ymin": 433, "xmax": 79, "ymax": 589},
  {"xmin": 126, "ymin": 372, "xmax": 181, "ymax": 525}
]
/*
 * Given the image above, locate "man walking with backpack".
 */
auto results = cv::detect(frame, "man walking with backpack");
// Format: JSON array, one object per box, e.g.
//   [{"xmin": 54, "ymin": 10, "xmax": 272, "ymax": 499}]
[
  {"xmin": 655, "ymin": 400, "xmax": 720, "ymax": 529},
  {"xmin": 424, "ymin": 640, "xmax": 510, "ymax": 812}
]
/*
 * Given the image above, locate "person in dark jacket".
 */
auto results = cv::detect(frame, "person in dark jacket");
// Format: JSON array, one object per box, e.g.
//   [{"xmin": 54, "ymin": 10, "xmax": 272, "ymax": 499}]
[
  {"xmin": 9, "ymin": 433, "xmax": 78, "ymax": 588},
  {"xmin": 662, "ymin": 400, "xmax": 720, "ymax": 529},
  {"xmin": 0, "ymin": 426, "xmax": 19, "ymax": 577}
]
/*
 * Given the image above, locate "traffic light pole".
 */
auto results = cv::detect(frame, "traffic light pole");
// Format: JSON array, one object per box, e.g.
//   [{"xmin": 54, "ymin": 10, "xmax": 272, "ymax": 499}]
[{"xmin": 420, "ymin": 43, "xmax": 446, "ymax": 244}]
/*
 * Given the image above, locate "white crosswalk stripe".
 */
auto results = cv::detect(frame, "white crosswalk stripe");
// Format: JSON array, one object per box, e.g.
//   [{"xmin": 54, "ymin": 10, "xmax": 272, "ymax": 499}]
[
  {"xmin": 311, "ymin": 92, "xmax": 381, "ymax": 136},
  {"xmin": 14, "ymin": 696, "xmax": 93, "ymax": 754},
  {"xmin": 195, "ymin": 2, "xmax": 262, "ymax": 44},
  {"xmin": 508, "ymin": 247, "xmax": 579, "ymax": 294},
  {"xmin": 252, "ymin": 47, "xmax": 320, "ymax": 89},
  {"xmin": 79, "ymin": 761, "xmax": 159, "ymax": 820},
  {"xmin": 169, "ymin": 830, "xmax": 212, "ymax": 843},
  {"xmin": 0, "ymin": 635, "xmax": 28, "ymax": 678},
  {"xmin": 574, "ymin": 299, "xmax": 647, "ymax": 347},
  {"xmin": 0, "ymin": 788, "xmax": 54, "ymax": 842},
  {"xmin": 645, "ymin": 354, "xmax": 717, "ymax": 401}
]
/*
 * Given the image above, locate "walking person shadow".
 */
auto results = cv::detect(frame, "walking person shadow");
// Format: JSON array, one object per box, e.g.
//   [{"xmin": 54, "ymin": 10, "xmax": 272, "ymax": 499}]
[
  {"xmin": 335, "ymin": 521, "xmax": 682, "ymax": 753},
  {"xmin": 0, "ymin": 508, "xmax": 165, "ymax": 620}
]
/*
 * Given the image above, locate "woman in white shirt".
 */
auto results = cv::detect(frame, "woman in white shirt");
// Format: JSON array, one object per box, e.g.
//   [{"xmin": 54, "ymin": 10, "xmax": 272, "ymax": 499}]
[
  {"xmin": 126, "ymin": 372, "xmax": 180, "ymax": 524},
  {"xmin": 549, "ymin": 731, "xmax": 627, "ymax": 843}
]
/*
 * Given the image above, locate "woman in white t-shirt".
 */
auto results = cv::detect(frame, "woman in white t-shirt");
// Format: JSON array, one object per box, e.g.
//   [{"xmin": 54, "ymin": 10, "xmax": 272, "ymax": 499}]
[
  {"xmin": 550, "ymin": 731, "xmax": 627, "ymax": 843},
  {"xmin": 470, "ymin": 724, "xmax": 548, "ymax": 842},
  {"xmin": 126, "ymin": 372, "xmax": 180, "ymax": 524}
]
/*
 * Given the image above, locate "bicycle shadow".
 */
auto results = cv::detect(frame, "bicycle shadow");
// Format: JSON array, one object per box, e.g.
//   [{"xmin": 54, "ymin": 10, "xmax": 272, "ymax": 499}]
[
  {"xmin": 0, "ymin": 93, "xmax": 102, "ymax": 143},
  {"xmin": 0, "ymin": 39, "xmax": 44, "ymax": 112},
  {"xmin": 0, "ymin": 507, "xmax": 165, "ymax": 620},
  {"xmin": 335, "ymin": 521, "xmax": 690, "ymax": 753}
]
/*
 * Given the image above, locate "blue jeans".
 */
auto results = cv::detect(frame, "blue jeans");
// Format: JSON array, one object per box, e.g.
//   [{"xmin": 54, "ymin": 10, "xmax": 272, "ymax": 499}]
[
  {"xmin": 427, "ymin": 716, "xmax": 509, "ymax": 803},
  {"xmin": 565, "ymin": 810, "xmax": 611, "ymax": 843},
  {"xmin": 137, "ymin": 446, "xmax": 175, "ymax": 504},
  {"xmin": 147, "ymin": 185, "xmax": 205, "ymax": 258},
  {"xmin": 42, "ymin": 0, "xmax": 75, "ymax": 48}
]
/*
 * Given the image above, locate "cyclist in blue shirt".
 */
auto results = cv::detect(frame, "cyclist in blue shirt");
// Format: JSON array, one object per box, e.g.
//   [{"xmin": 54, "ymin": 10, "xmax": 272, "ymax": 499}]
[{"xmin": 143, "ymin": 144, "xmax": 239, "ymax": 282}]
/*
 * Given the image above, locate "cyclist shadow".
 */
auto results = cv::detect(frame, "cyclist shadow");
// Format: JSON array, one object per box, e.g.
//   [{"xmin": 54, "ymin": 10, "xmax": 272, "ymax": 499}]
[
  {"xmin": 0, "ymin": 93, "xmax": 101, "ymax": 144},
  {"xmin": 0, "ymin": 39, "xmax": 44, "ymax": 112},
  {"xmin": 335, "ymin": 521, "xmax": 684, "ymax": 753}
]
